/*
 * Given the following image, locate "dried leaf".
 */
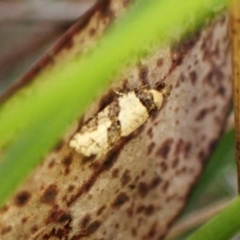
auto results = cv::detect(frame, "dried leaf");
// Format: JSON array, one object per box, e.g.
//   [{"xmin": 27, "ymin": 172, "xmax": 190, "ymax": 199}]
[{"xmin": 0, "ymin": 0, "xmax": 232, "ymax": 239}]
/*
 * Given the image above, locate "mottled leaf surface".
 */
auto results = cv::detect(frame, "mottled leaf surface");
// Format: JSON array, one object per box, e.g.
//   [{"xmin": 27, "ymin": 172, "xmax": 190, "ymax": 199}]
[{"xmin": 0, "ymin": 0, "xmax": 232, "ymax": 239}]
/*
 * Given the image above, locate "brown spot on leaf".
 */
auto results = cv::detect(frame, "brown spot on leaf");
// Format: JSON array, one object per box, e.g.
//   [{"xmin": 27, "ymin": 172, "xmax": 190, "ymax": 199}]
[
  {"xmin": 96, "ymin": 205, "xmax": 106, "ymax": 216},
  {"xmin": 147, "ymin": 142, "xmax": 155, "ymax": 155},
  {"xmin": 198, "ymin": 150, "xmax": 206, "ymax": 162},
  {"xmin": 42, "ymin": 222, "xmax": 72, "ymax": 239},
  {"xmin": 162, "ymin": 181, "xmax": 169, "ymax": 192},
  {"xmin": 0, "ymin": 204, "xmax": 9, "ymax": 213},
  {"xmin": 112, "ymin": 192, "xmax": 129, "ymax": 208},
  {"xmin": 191, "ymin": 96, "xmax": 197, "ymax": 103},
  {"xmin": 184, "ymin": 142, "xmax": 192, "ymax": 158},
  {"xmin": 180, "ymin": 166, "xmax": 187, "ymax": 174},
  {"xmin": 172, "ymin": 157, "xmax": 179, "ymax": 168},
  {"xmin": 128, "ymin": 184, "xmax": 136, "ymax": 190},
  {"xmin": 138, "ymin": 182, "xmax": 149, "ymax": 198},
  {"xmin": 103, "ymin": 149, "xmax": 119, "ymax": 170},
  {"xmin": 46, "ymin": 208, "xmax": 71, "ymax": 224},
  {"xmin": 139, "ymin": 65, "xmax": 149, "ymax": 85},
  {"xmin": 147, "ymin": 127, "xmax": 153, "ymax": 138},
  {"xmin": 1, "ymin": 226, "xmax": 12, "ymax": 235},
  {"xmin": 89, "ymin": 28, "xmax": 96, "ymax": 36},
  {"xmin": 205, "ymin": 70, "xmax": 213, "ymax": 83},
  {"xmin": 196, "ymin": 108, "xmax": 208, "ymax": 121},
  {"xmin": 57, "ymin": 212, "xmax": 72, "ymax": 223},
  {"xmin": 121, "ymin": 170, "xmax": 131, "ymax": 187},
  {"xmin": 136, "ymin": 204, "xmax": 155, "ymax": 216},
  {"xmin": 80, "ymin": 214, "xmax": 91, "ymax": 229},
  {"xmin": 160, "ymin": 161, "xmax": 168, "ymax": 172},
  {"xmin": 189, "ymin": 70, "xmax": 197, "ymax": 85},
  {"xmin": 112, "ymin": 168, "xmax": 119, "ymax": 178},
  {"xmin": 14, "ymin": 191, "xmax": 31, "ymax": 207},
  {"xmin": 156, "ymin": 58, "xmax": 163, "ymax": 67},
  {"xmin": 145, "ymin": 205, "xmax": 155, "ymax": 216},
  {"xmin": 141, "ymin": 170, "xmax": 146, "ymax": 176},
  {"xmin": 131, "ymin": 227, "xmax": 137, "ymax": 236},
  {"xmin": 30, "ymin": 225, "xmax": 38, "ymax": 234},
  {"xmin": 175, "ymin": 138, "xmax": 184, "ymax": 155},
  {"xmin": 126, "ymin": 206, "xmax": 134, "ymax": 217},
  {"xmin": 217, "ymin": 85, "xmax": 226, "ymax": 96},
  {"xmin": 21, "ymin": 216, "xmax": 28, "ymax": 224},
  {"xmin": 136, "ymin": 205, "xmax": 146, "ymax": 214},
  {"xmin": 147, "ymin": 222, "xmax": 157, "ymax": 238},
  {"xmin": 214, "ymin": 43, "xmax": 220, "ymax": 58},
  {"xmin": 215, "ymin": 116, "xmax": 222, "ymax": 126},
  {"xmin": 170, "ymin": 35, "xmax": 198, "ymax": 71},
  {"xmin": 150, "ymin": 176, "xmax": 162, "ymax": 189},
  {"xmin": 68, "ymin": 184, "xmax": 75, "ymax": 193},
  {"xmin": 62, "ymin": 156, "xmax": 72, "ymax": 175},
  {"xmin": 175, "ymin": 74, "xmax": 183, "ymax": 88},
  {"xmin": 156, "ymin": 138, "xmax": 174, "ymax": 158},
  {"xmin": 86, "ymin": 220, "xmax": 101, "ymax": 234},
  {"xmin": 40, "ymin": 184, "xmax": 58, "ymax": 204},
  {"xmin": 48, "ymin": 159, "xmax": 55, "ymax": 169}
]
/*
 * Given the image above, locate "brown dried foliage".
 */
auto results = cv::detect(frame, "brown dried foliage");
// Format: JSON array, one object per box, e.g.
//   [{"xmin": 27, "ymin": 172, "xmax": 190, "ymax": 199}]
[{"xmin": 0, "ymin": 0, "xmax": 232, "ymax": 239}]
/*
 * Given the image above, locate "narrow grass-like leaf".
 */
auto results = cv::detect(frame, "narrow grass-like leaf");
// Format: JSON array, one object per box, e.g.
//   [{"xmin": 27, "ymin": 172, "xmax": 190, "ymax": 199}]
[{"xmin": 186, "ymin": 197, "xmax": 240, "ymax": 240}]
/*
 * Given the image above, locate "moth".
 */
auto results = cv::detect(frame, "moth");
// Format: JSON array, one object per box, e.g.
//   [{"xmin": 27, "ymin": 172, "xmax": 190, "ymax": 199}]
[{"xmin": 69, "ymin": 82, "xmax": 170, "ymax": 158}]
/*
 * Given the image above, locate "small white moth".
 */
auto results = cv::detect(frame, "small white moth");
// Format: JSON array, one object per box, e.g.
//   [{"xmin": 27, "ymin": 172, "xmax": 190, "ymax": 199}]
[{"xmin": 69, "ymin": 83, "xmax": 169, "ymax": 158}]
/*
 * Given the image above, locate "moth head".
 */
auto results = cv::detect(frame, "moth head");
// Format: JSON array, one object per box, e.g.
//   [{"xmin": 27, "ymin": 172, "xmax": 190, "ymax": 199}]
[
  {"xmin": 150, "ymin": 89, "xmax": 164, "ymax": 109},
  {"xmin": 151, "ymin": 83, "xmax": 170, "ymax": 109}
]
